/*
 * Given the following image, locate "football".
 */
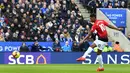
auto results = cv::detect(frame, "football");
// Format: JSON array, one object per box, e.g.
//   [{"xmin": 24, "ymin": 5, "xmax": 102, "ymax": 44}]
[{"xmin": 12, "ymin": 51, "xmax": 20, "ymax": 58}]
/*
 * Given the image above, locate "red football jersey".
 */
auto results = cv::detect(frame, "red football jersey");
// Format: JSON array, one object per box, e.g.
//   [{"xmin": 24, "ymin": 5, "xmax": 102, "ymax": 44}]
[{"xmin": 91, "ymin": 20, "xmax": 109, "ymax": 38}]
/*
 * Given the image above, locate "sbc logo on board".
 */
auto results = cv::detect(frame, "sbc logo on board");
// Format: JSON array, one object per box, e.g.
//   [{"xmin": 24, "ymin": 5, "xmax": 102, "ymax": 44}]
[{"xmin": 4, "ymin": 53, "xmax": 50, "ymax": 64}]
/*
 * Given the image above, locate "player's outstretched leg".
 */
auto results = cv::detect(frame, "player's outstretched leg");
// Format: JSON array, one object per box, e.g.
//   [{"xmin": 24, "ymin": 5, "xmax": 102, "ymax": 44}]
[
  {"xmin": 76, "ymin": 43, "xmax": 96, "ymax": 61},
  {"xmin": 76, "ymin": 46, "xmax": 93, "ymax": 61}
]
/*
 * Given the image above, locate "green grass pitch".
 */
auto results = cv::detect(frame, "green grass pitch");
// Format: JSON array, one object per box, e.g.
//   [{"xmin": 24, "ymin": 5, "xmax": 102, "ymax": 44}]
[{"xmin": 0, "ymin": 64, "xmax": 129, "ymax": 73}]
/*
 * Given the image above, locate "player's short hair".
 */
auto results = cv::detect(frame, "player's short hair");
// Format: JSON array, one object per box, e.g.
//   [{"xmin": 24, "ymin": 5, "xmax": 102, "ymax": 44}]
[
  {"xmin": 90, "ymin": 13, "xmax": 96, "ymax": 18},
  {"xmin": 115, "ymin": 41, "xmax": 119, "ymax": 44}
]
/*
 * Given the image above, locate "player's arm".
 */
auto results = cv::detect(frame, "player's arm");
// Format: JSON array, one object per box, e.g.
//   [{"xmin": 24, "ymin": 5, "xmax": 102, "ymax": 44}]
[
  {"xmin": 103, "ymin": 20, "xmax": 122, "ymax": 31},
  {"xmin": 82, "ymin": 31, "xmax": 92, "ymax": 42},
  {"xmin": 107, "ymin": 24, "xmax": 121, "ymax": 31},
  {"xmin": 79, "ymin": 30, "xmax": 92, "ymax": 46},
  {"xmin": 79, "ymin": 25, "xmax": 95, "ymax": 45}
]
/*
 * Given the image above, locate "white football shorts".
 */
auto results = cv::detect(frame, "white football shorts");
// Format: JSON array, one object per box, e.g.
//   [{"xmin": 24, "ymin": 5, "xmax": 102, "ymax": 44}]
[{"xmin": 94, "ymin": 39, "xmax": 107, "ymax": 50}]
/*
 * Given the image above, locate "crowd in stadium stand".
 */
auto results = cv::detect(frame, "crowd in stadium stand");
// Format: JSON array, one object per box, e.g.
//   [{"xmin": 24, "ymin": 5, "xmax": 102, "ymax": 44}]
[
  {"xmin": 0, "ymin": 0, "xmax": 88, "ymax": 42},
  {"xmin": 0, "ymin": 0, "xmax": 126, "ymax": 52},
  {"xmin": 0, "ymin": 0, "xmax": 91, "ymax": 52},
  {"xmin": 80, "ymin": 0, "xmax": 128, "ymax": 13}
]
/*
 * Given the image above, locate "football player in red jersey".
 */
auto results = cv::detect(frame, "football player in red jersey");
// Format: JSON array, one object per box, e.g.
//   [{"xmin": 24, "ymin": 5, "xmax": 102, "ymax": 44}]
[{"xmin": 76, "ymin": 14, "xmax": 122, "ymax": 71}]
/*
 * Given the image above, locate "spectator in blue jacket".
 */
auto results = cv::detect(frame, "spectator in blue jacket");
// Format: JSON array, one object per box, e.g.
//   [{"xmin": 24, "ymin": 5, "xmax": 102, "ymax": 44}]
[
  {"xmin": 62, "ymin": 41, "xmax": 71, "ymax": 52},
  {"xmin": 0, "ymin": 17, "xmax": 4, "ymax": 27},
  {"xmin": 40, "ymin": 4, "xmax": 48, "ymax": 14}
]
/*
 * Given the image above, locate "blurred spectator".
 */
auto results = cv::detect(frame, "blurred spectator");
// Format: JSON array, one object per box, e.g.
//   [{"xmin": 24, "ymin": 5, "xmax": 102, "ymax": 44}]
[
  {"xmin": 94, "ymin": 45, "xmax": 113, "ymax": 52},
  {"xmin": 63, "ymin": 29, "xmax": 72, "ymax": 42},
  {"xmin": 20, "ymin": 42, "xmax": 29, "ymax": 52},
  {"xmin": 120, "ymin": 1, "xmax": 127, "ymax": 8},
  {"xmin": 87, "ymin": 0, "xmax": 96, "ymax": 13},
  {"xmin": 59, "ymin": 34, "xmax": 65, "ymax": 42},
  {"xmin": 0, "ymin": 33, "xmax": 5, "ymax": 41},
  {"xmin": 107, "ymin": 2, "xmax": 113, "ymax": 8},
  {"xmin": 52, "ymin": 39, "xmax": 62, "ymax": 52},
  {"xmin": 128, "ymin": 3, "xmax": 130, "ymax": 9},
  {"xmin": 31, "ymin": 41, "xmax": 43, "ymax": 52},
  {"xmin": 72, "ymin": 41, "xmax": 80, "ymax": 52},
  {"xmin": 0, "ymin": 17, "xmax": 4, "ymax": 27},
  {"xmin": 70, "ymin": 0, "xmax": 78, "ymax": 12},
  {"xmin": 80, "ymin": 0, "xmax": 128, "ymax": 13},
  {"xmin": 127, "ymin": 33, "xmax": 130, "ymax": 40},
  {"xmin": 39, "ymin": 34, "xmax": 45, "ymax": 41},
  {"xmin": 102, "ymin": 45, "xmax": 113, "ymax": 52},
  {"xmin": 113, "ymin": 41, "xmax": 124, "ymax": 52},
  {"xmin": 40, "ymin": 4, "xmax": 48, "ymax": 14},
  {"xmin": 62, "ymin": 41, "xmax": 71, "ymax": 52},
  {"xmin": 5, "ymin": 29, "xmax": 13, "ymax": 41}
]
